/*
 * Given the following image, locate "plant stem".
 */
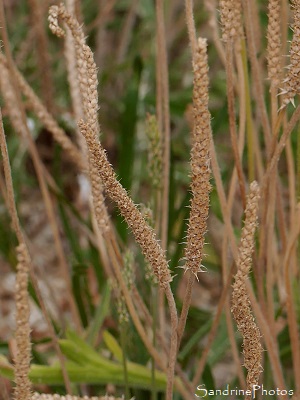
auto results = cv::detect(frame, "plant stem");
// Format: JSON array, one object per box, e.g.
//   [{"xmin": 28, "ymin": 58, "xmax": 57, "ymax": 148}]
[
  {"xmin": 120, "ymin": 323, "xmax": 130, "ymax": 400},
  {"xmin": 151, "ymin": 286, "xmax": 158, "ymax": 400}
]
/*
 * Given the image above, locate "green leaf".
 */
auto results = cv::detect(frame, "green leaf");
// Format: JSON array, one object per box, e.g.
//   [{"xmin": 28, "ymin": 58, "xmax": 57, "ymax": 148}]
[
  {"xmin": 103, "ymin": 330, "xmax": 123, "ymax": 363},
  {"xmin": 86, "ymin": 284, "xmax": 111, "ymax": 346}
]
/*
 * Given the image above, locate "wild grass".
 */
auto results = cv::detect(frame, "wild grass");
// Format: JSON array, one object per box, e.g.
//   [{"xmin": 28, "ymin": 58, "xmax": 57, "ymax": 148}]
[{"xmin": 0, "ymin": 0, "xmax": 300, "ymax": 400}]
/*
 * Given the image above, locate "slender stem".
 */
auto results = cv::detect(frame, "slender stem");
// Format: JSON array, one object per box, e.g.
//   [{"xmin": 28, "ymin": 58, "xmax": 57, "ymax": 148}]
[
  {"xmin": 243, "ymin": 0, "xmax": 271, "ymax": 149},
  {"xmin": 156, "ymin": 0, "xmax": 171, "ymax": 251},
  {"xmin": 192, "ymin": 262, "xmax": 244, "ymax": 387},
  {"xmin": 283, "ymin": 205, "xmax": 300, "ymax": 394},
  {"xmin": 225, "ymin": 41, "xmax": 246, "ymax": 207},
  {"xmin": 120, "ymin": 323, "xmax": 130, "ymax": 400},
  {"xmin": 105, "ymin": 237, "xmax": 190, "ymax": 400},
  {"xmin": 0, "ymin": 109, "xmax": 73, "ymax": 394},
  {"xmin": 297, "ymin": 124, "xmax": 300, "ymax": 202},
  {"xmin": 265, "ymin": 106, "xmax": 300, "ymax": 187},
  {"xmin": 208, "ymin": 132, "xmax": 287, "ymax": 392},
  {"xmin": 241, "ymin": 38, "xmax": 255, "ymax": 182},
  {"xmin": 0, "ymin": 1, "xmax": 82, "ymax": 333},
  {"xmin": 151, "ymin": 286, "xmax": 158, "ymax": 400},
  {"xmin": 164, "ymin": 285, "xmax": 178, "ymax": 400},
  {"xmin": 184, "ymin": 0, "xmax": 197, "ymax": 57}
]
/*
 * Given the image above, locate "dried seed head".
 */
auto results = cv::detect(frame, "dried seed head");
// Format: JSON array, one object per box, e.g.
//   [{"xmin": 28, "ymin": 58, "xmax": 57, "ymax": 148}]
[
  {"xmin": 219, "ymin": 0, "xmax": 243, "ymax": 42},
  {"xmin": 280, "ymin": 0, "xmax": 300, "ymax": 108},
  {"xmin": 231, "ymin": 182, "xmax": 263, "ymax": 392},
  {"xmin": 267, "ymin": 0, "xmax": 282, "ymax": 88},
  {"xmin": 48, "ymin": 3, "xmax": 99, "ymax": 135},
  {"xmin": 14, "ymin": 244, "xmax": 32, "ymax": 400},
  {"xmin": 184, "ymin": 38, "xmax": 212, "ymax": 277},
  {"xmin": 79, "ymin": 120, "xmax": 172, "ymax": 288},
  {"xmin": 48, "ymin": 4, "xmax": 109, "ymax": 233}
]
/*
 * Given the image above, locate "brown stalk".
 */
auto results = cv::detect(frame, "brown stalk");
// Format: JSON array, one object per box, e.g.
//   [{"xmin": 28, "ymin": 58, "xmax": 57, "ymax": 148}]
[
  {"xmin": 15, "ymin": 28, "xmax": 35, "ymax": 67},
  {"xmin": 27, "ymin": 0, "xmax": 54, "ymax": 114},
  {"xmin": 87, "ymin": 0, "xmax": 116, "ymax": 32},
  {"xmin": 221, "ymin": 238, "xmax": 247, "ymax": 389},
  {"xmin": 79, "ymin": 120, "xmax": 178, "ymax": 399},
  {"xmin": 191, "ymin": 262, "xmax": 244, "ymax": 387},
  {"xmin": 225, "ymin": 42, "xmax": 246, "ymax": 207},
  {"xmin": 104, "ymin": 237, "xmax": 190, "ymax": 400},
  {"xmin": 0, "ymin": 53, "xmax": 85, "ymax": 171},
  {"xmin": 64, "ymin": 0, "xmax": 85, "ymax": 151},
  {"xmin": 155, "ymin": 0, "xmax": 171, "ymax": 253},
  {"xmin": 265, "ymin": 106, "xmax": 300, "ymax": 187},
  {"xmin": 286, "ymin": 143, "xmax": 297, "ymax": 229},
  {"xmin": 192, "ymin": 131, "xmax": 243, "ymax": 386},
  {"xmin": 227, "ymin": 42, "xmax": 247, "ymax": 221},
  {"xmin": 116, "ymin": 0, "xmax": 138, "ymax": 64},
  {"xmin": 131, "ymin": 287, "xmax": 195, "ymax": 395},
  {"xmin": 196, "ymin": 134, "xmax": 287, "ymax": 391},
  {"xmin": 184, "ymin": 0, "xmax": 197, "ymax": 57},
  {"xmin": 49, "ymin": 4, "xmax": 110, "ymax": 238},
  {"xmin": 242, "ymin": 0, "xmax": 272, "ymax": 149},
  {"xmin": 155, "ymin": 0, "xmax": 173, "ymax": 387},
  {"xmin": 203, "ymin": 0, "xmax": 226, "ymax": 66},
  {"xmin": 223, "ymin": 38, "xmax": 248, "ymax": 390},
  {"xmin": 283, "ymin": 204, "xmax": 300, "ymax": 394},
  {"xmin": 0, "ymin": 109, "xmax": 72, "ymax": 394},
  {"xmin": 246, "ymin": 282, "xmax": 287, "ymax": 399},
  {"xmin": 265, "ymin": 178, "xmax": 276, "ymax": 322},
  {"xmin": 0, "ymin": 0, "xmax": 82, "ymax": 333}
]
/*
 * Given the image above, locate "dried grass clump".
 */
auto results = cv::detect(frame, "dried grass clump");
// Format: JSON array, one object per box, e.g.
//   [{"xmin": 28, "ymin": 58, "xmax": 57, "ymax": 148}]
[{"xmin": 231, "ymin": 182, "xmax": 263, "ymax": 394}]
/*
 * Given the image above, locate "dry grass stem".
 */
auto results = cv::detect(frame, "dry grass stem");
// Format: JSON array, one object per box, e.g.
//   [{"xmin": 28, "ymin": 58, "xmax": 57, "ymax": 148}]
[
  {"xmin": 224, "ymin": 42, "xmax": 246, "ymax": 207},
  {"xmin": 203, "ymin": 0, "xmax": 226, "ymax": 65},
  {"xmin": 27, "ymin": 0, "xmax": 54, "ymax": 113},
  {"xmin": 184, "ymin": 0, "xmax": 197, "ymax": 57},
  {"xmin": 283, "ymin": 204, "xmax": 300, "ymax": 393},
  {"xmin": 0, "ymin": 54, "xmax": 85, "ymax": 171},
  {"xmin": 155, "ymin": 0, "xmax": 171, "ymax": 252},
  {"xmin": 242, "ymin": 0, "xmax": 272, "ymax": 148},
  {"xmin": 64, "ymin": 0, "xmax": 85, "ymax": 150},
  {"xmin": 0, "ymin": 107, "xmax": 73, "ymax": 393}
]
